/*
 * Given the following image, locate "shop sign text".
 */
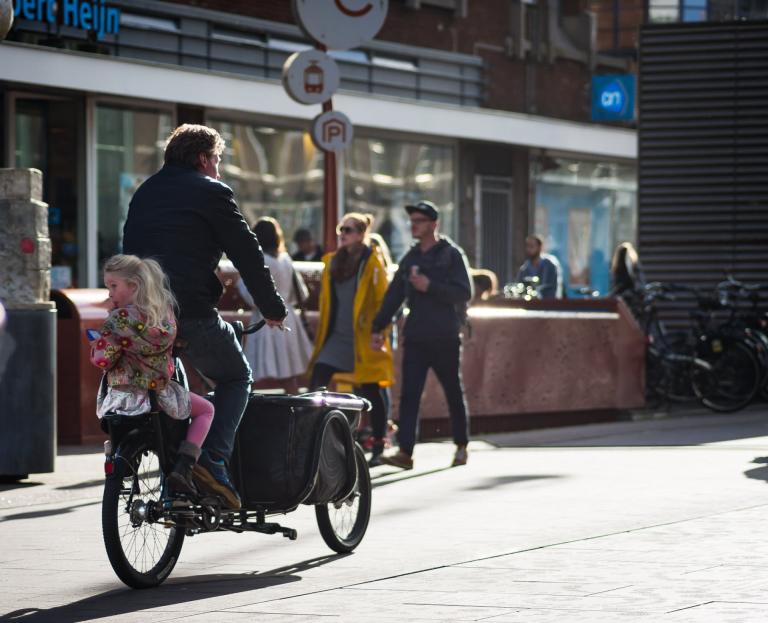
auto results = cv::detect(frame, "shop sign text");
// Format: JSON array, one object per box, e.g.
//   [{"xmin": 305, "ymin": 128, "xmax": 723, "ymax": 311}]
[{"xmin": 13, "ymin": 0, "xmax": 120, "ymax": 40}]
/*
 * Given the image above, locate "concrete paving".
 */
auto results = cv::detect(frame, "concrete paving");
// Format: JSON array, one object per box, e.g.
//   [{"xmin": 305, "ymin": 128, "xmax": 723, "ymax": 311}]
[{"xmin": 2, "ymin": 409, "xmax": 768, "ymax": 621}]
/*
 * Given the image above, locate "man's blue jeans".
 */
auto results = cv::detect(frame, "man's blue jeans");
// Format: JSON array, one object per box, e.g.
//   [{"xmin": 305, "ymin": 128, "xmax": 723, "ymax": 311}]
[{"xmin": 178, "ymin": 315, "xmax": 252, "ymax": 462}]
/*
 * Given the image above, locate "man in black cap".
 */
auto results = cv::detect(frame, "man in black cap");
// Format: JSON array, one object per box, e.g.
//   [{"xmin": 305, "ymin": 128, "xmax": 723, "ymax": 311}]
[{"xmin": 370, "ymin": 201, "xmax": 473, "ymax": 469}]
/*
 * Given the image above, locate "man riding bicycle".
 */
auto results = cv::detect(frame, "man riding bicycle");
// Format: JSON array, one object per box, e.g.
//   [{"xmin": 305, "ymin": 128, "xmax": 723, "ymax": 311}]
[{"xmin": 123, "ymin": 124, "xmax": 287, "ymax": 509}]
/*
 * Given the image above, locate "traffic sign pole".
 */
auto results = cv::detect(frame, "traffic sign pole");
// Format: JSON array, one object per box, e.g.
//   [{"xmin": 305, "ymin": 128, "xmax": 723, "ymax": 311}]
[
  {"xmin": 289, "ymin": 1, "xmax": 389, "ymax": 251},
  {"xmin": 321, "ymin": 95, "xmax": 339, "ymax": 253}
]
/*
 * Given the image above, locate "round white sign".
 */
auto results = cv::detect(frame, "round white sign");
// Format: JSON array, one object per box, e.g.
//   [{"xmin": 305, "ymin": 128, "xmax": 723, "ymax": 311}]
[
  {"xmin": 0, "ymin": 0, "xmax": 14, "ymax": 41},
  {"xmin": 311, "ymin": 111, "xmax": 354, "ymax": 152},
  {"xmin": 293, "ymin": 0, "xmax": 388, "ymax": 51},
  {"xmin": 283, "ymin": 49, "xmax": 341, "ymax": 106}
]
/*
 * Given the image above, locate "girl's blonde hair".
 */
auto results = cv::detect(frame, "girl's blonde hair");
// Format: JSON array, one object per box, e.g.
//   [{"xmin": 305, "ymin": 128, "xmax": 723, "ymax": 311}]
[{"xmin": 103, "ymin": 254, "xmax": 177, "ymax": 327}]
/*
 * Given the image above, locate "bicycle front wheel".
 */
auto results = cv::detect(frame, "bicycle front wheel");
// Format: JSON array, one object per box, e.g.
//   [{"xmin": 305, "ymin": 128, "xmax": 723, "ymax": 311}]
[
  {"xmin": 102, "ymin": 441, "xmax": 184, "ymax": 588},
  {"xmin": 315, "ymin": 444, "xmax": 371, "ymax": 553},
  {"xmin": 693, "ymin": 340, "xmax": 761, "ymax": 413}
]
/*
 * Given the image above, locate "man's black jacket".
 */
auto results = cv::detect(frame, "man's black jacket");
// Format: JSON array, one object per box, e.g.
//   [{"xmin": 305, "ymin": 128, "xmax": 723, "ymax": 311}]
[
  {"xmin": 372, "ymin": 236, "xmax": 473, "ymax": 342},
  {"xmin": 123, "ymin": 165, "xmax": 287, "ymax": 321}
]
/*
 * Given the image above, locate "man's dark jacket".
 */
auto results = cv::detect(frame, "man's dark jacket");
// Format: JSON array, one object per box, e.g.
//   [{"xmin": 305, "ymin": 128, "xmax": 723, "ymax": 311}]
[
  {"xmin": 123, "ymin": 164, "xmax": 287, "ymax": 321},
  {"xmin": 372, "ymin": 236, "xmax": 473, "ymax": 342}
]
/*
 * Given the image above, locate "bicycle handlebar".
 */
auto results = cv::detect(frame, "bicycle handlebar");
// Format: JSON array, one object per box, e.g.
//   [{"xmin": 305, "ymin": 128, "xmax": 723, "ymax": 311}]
[{"xmin": 232, "ymin": 319, "xmax": 266, "ymax": 342}]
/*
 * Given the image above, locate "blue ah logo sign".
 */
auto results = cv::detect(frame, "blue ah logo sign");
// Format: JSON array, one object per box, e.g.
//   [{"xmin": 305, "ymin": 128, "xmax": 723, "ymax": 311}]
[{"xmin": 591, "ymin": 75, "xmax": 635, "ymax": 122}]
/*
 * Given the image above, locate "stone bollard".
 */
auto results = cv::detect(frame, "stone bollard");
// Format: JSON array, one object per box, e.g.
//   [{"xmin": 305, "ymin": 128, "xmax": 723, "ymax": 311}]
[{"xmin": 0, "ymin": 168, "xmax": 56, "ymax": 479}]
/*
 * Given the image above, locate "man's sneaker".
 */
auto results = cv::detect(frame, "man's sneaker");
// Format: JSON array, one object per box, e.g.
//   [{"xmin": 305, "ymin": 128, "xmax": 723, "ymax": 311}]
[
  {"xmin": 193, "ymin": 453, "xmax": 242, "ymax": 510},
  {"xmin": 452, "ymin": 445, "xmax": 468, "ymax": 467},
  {"xmin": 167, "ymin": 453, "xmax": 198, "ymax": 496},
  {"xmin": 379, "ymin": 450, "xmax": 413, "ymax": 470}
]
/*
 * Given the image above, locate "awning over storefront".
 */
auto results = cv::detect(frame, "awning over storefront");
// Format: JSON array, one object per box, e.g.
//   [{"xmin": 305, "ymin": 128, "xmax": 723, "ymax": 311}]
[{"xmin": 1, "ymin": 42, "xmax": 637, "ymax": 160}]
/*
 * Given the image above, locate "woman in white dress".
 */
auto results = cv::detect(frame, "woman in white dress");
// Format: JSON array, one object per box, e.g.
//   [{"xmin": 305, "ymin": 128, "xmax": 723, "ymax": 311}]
[{"xmin": 237, "ymin": 217, "xmax": 313, "ymax": 393}]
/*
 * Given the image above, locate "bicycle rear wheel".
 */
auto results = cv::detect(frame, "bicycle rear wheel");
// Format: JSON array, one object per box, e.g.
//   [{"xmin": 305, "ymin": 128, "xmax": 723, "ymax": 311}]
[
  {"xmin": 102, "ymin": 440, "xmax": 184, "ymax": 588},
  {"xmin": 693, "ymin": 340, "xmax": 761, "ymax": 412}
]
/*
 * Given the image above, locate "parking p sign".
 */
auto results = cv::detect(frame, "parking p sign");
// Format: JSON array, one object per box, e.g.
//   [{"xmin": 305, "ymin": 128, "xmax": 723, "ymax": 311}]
[{"xmin": 591, "ymin": 75, "xmax": 635, "ymax": 122}]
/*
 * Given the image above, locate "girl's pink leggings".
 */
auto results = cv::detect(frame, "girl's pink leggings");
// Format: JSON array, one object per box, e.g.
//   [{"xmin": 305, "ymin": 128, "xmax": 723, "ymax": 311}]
[{"xmin": 187, "ymin": 392, "xmax": 214, "ymax": 448}]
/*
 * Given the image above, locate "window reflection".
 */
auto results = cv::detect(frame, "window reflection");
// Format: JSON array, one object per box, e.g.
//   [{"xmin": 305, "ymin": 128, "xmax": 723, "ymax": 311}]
[
  {"xmin": 208, "ymin": 119, "xmax": 455, "ymax": 260},
  {"xmin": 96, "ymin": 106, "xmax": 172, "ymax": 264},
  {"xmin": 532, "ymin": 157, "xmax": 637, "ymax": 297},
  {"xmin": 211, "ymin": 121, "xmax": 325, "ymax": 245},
  {"xmin": 345, "ymin": 137, "xmax": 454, "ymax": 260}
]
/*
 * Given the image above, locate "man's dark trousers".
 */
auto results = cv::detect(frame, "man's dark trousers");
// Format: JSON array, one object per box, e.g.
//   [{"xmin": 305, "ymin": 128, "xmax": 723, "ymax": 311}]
[
  {"xmin": 397, "ymin": 337, "xmax": 469, "ymax": 455},
  {"xmin": 178, "ymin": 316, "xmax": 252, "ymax": 462}
]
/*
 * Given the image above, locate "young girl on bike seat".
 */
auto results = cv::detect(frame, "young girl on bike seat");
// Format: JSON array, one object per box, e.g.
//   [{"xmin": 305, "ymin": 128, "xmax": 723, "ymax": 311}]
[{"xmin": 90, "ymin": 254, "xmax": 214, "ymax": 496}]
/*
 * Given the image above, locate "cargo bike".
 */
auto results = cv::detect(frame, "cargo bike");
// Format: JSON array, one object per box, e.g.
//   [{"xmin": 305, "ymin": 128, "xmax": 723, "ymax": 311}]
[{"xmin": 99, "ymin": 321, "xmax": 372, "ymax": 589}]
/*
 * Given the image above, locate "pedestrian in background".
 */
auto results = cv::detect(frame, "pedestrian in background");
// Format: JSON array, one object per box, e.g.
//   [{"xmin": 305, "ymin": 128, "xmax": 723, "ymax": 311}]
[
  {"xmin": 292, "ymin": 228, "xmax": 324, "ymax": 262},
  {"xmin": 610, "ymin": 241, "xmax": 645, "ymax": 317},
  {"xmin": 516, "ymin": 234, "xmax": 563, "ymax": 299},
  {"xmin": 237, "ymin": 217, "xmax": 313, "ymax": 394},
  {"xmin": 610, "ymin": 241, "xmax": 644, "ymax": 297},
  {"xmin": 371, "ymin": 201, "xmax": 473, "ymax": 470},
  {"xmin": 308, "ymin": 213, "xmax": 394, "ymax": 466}
]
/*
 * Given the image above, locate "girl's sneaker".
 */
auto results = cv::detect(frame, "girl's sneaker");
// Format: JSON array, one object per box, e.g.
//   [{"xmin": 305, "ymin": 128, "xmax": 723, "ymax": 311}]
[{"xmin": 167, "ymin": 454, "xmax": 198, "ymax": 496}]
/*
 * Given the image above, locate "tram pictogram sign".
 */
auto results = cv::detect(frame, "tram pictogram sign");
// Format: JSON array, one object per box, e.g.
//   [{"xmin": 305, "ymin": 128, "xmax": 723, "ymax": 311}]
[{"xmin": 283, "ymin": 49, "xmax": 341, "ymax": 105}]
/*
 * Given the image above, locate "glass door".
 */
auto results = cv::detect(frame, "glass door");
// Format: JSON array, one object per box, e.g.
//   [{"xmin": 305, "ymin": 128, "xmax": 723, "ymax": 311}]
[{"xmin": 12, "ymin": 95, "xmax": 84, "ymax": 288}]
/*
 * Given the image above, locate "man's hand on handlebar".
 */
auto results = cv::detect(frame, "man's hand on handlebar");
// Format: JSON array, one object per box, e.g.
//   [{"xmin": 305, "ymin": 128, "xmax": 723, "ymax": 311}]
[{"xmin": 265, "ymin": 318, "xmax": 290, "ymax": 331}]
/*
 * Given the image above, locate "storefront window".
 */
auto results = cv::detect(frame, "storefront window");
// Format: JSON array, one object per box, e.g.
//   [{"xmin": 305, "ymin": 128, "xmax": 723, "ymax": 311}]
[
  {"xmin": 208, "ymin": 119, "xmax": 455, "ymax": 260},
  {"xmin": 345, "ymin": 137, "xmax": 455, "ymax": 260},
  {"xmin": 209, "ymin": 121, "xmax": 325, "ymax": 246},
  {"xmin": 532, "ymin": 157, "xmax": 637, "ymax": 296},
  {"xmin": 95, "ymin": 105, "xmax": 172, "ymax": 264}
]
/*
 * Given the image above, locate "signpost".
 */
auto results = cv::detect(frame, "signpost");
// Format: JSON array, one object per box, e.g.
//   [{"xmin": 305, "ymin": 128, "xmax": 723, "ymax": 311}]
[{"xmin": 287, "ymin": 0, "xmax": 388, "ymax": 252}]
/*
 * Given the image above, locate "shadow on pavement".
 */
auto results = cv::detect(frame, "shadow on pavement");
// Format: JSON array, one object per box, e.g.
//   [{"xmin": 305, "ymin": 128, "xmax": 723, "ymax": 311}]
[
  {"xmin": 484, "ymin": 411, "xmax": 768, "ymax": 448},
  {"xmin": 0, "ymin": 480, "xmax": 43, "ymax": 491},
  {"xmin": 0, "ymin": 553, "xmax": 349, "ymax": 623},
  {"xmin": 56, "ymin": 479, "xmax": 105, "ymax": 491},
  {"xmin": 371, "ymin": 465, "xmax": 454, "ymax": 488},
  {"xmin": 743, "ymin": 456, "xmax": 768, "ymax": 483},
  {"xmin": 0, "ymin": 500, "xmax": 100, "ymax": 522},
  {"xmin": 463, "ymin": 474, "xmax": 562, "ymax": 491}
]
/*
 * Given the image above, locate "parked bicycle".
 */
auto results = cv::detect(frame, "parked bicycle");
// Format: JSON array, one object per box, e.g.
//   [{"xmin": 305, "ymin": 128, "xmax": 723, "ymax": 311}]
[
  {"xmin": 100, "ymin": 321, "xmax": 372, "ymax": 589},
  {"xmin": 639, "ymin": 282, "xmax": 761, "ymax": 412}
]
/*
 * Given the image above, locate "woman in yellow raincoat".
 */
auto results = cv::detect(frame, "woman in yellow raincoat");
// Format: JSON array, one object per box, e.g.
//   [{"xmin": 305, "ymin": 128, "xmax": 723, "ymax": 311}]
[{"xmin": 308, "ymin": 212, "xmax": 394, "ymax": 465}]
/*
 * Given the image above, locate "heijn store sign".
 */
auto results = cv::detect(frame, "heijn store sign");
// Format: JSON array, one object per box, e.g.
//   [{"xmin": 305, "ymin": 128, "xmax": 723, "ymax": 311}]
[{"xmin": 13, "ymin": 0, "xmax": 120, "ymax": 39}]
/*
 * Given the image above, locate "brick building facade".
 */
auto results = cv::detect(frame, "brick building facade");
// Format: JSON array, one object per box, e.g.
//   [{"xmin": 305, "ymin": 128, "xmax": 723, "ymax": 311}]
[{"xmin": 2, "ymin": 0, "xmax": 637, "ymax": 292}]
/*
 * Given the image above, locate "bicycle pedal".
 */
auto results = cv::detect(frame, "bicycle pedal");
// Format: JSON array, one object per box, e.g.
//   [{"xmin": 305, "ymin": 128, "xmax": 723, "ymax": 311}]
[{"xmin": 199, "ymin": 495, "xmax": 222, "ymax": 507}]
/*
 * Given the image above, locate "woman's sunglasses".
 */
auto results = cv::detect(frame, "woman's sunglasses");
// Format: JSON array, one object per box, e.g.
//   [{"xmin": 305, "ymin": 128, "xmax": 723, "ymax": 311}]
[{"xmin": 337, "ymin": 225, "xmax": 358, "ymax": 235}]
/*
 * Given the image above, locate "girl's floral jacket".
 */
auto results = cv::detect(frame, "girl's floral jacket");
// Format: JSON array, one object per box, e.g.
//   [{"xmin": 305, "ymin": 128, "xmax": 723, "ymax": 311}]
[{"xmin": 89, "ymin": 306, "xmax": 176, "ymax": 390}]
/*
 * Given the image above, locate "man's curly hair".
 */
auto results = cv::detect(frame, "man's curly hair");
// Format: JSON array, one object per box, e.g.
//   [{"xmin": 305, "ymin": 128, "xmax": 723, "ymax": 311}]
[{"xmin": 163, "ymin": 124, "xmax": 225, "ymax": 169}]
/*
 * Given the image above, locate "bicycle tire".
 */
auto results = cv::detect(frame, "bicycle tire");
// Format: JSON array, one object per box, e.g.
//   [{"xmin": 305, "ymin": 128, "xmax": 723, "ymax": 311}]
[
  {"xmin": 693, "ymin": 340, "xmax": 761, "ymax": 413},
  {"xmin": 315, "ymin": 444, "xmax": 371, "ymax": 553},
  {"xmin": 102, "ymin": 440, "xmax": 184, "ymax": 588}
]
